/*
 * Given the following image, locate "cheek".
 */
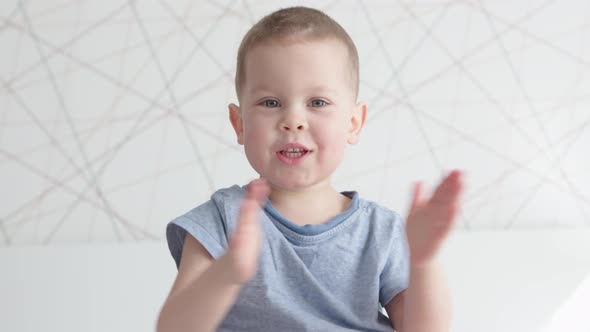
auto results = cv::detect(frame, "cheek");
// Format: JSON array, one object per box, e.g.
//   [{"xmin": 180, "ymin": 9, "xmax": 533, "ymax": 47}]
[
  {"xmin": 312, "ymin": 123, "xmax": 348, "ymax": 167},
  {"xmin": 244, "ymin": 127, "xmax": 263, "ymax": 144},
  {"xmin": 243, "ymin": 116, "xmax": 271, "ymax": 143},
  {"xmin": 313, "ymin": 116, "xmax": 349, "ymax": 148},
  {"xmin": 242, "ymin": 117, "xmax": 274, "ymax": 164},
  {"xmin": 243, "ymin": 129, "xmax": 269, "ymax": 174}
]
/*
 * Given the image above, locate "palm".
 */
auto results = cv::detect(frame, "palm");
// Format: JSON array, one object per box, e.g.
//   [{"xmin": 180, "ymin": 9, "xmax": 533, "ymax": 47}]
[{"xmin": 406, "ymin": 170, "xmax": 464, "ymax": 267}]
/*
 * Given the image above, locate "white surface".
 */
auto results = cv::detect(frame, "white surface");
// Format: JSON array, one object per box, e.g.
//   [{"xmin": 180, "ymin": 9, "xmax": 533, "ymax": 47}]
[
  {"xmin": 1, "ymin": 229, "xmax": 589, "ymax": 332},
  {"xmin": 441, "ymin": 229, "xmax": 590, "ymax": 332},
  {"xmin": 0, "ymin": 241, "xmax": 175, "ymax": 332},
  {"xmin": 541, "ymin": 272, "xmax": 590, "ymax": 332}
]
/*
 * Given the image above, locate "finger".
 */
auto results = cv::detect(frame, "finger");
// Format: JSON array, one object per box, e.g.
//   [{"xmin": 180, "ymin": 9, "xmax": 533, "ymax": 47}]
[
  {"xmin": 231, "ymin": 199, "xmax": 261, "ymax": 249},
  {"xmin": 433, "ymin": 202, "xmax": 459, "ymax": 226},
  {"xmin": 231, "ymin": 179, "xmax": 269, "ymax": 246},
  {"xmin": 246, "ymin": 178, "xmax": 270, "ymax": 208},
  {"xmin": 431, "ymin": 170, "xmax": 463, "ymax": 205},
  {"xmin": 409, "ymin": 181, "xmax": 424, "ymax": 212},
  {"xmin": 242, "ymin": 179, "xmax": 270, "ymax": 220}
]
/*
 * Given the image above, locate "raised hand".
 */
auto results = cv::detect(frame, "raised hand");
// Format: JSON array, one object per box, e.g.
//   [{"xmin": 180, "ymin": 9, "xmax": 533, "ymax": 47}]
[
  {"xmin": 405, "ymin": 170, "xmax": 464, "ymax": 268},
  {"xmin": 221, "ymin": 178, "xmax": 270, "ymax": 284}
]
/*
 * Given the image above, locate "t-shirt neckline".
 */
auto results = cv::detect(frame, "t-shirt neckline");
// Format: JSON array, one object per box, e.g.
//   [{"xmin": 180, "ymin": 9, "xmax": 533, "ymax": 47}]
[{"xmin": 263, "ymin": 191, "xmax": 359, "ymax": 237}]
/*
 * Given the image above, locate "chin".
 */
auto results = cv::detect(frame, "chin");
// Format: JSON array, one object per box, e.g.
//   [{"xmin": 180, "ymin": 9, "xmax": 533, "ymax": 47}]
[
  {"xmin": 266, "ymin": 174, "xmax": 330, "ymax": 192},
  {"xmin": 267, "ymin": 178, "xmax": 309, "ymax": 190},
  {"xmin": 250, "ymin": 161, "xmax": 335, "ymax": 191}
]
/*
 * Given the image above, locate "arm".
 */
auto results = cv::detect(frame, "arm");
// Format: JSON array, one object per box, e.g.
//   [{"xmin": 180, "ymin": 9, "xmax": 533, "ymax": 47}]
[
  {"xmin": 385, "ymin": 261, "xmax": 451, "ymax": 332},
  {"xmin": 157, "ymin": 179, "xmax": 269, "ymax": 332},
  {"xmin": 156, "ymin": 235, "xmax": 242, "ymax": 332},
  {"xmin": 386, "ymin": 170, "xmax": 463, "ymax": 332}
]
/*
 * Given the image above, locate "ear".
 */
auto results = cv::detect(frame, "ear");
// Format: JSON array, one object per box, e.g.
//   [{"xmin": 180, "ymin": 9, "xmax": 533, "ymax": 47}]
[
  {"xmin": 228, "ymin": 103, "xmax": 244, "ymax": 145},
  {"xmin": 347, "ymin": 102, "xmax": 367, "ymax": 144}
]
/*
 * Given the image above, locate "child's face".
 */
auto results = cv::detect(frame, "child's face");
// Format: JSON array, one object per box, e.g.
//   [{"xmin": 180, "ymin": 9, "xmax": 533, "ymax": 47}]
[{"xmin": 229, "ymin": 38, "xmax": 366, "ymax": 191}]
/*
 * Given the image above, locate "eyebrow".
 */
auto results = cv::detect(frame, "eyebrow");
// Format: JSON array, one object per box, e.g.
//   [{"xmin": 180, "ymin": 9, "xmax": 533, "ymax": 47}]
[
  {"xmin": 248, "ymin": 85, "xmax": 274, "ymax": 94},
  {"xmin": 308, "ymin": 86, "xmax": 340, "ymax": 96},
  {"xmin": 248, "ymin": 85, "xmax": 340, "ymax": 96}
]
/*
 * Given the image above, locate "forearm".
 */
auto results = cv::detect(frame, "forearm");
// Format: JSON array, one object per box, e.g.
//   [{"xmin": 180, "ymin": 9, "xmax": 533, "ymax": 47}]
[
  {"xmin": 403, "ymin": 261, "xmax": 451, "ymax": 332},
  {"xmin": 157, "ymin": 256, "xmax": 242, "ymax": 332}
]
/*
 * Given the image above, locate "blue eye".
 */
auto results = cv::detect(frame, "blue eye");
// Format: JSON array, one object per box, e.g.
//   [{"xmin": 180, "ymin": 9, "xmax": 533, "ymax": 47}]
[
  {"xmin": 262, "ymin": 99, "xmax": 280, "ymax": 108},
  {"xmin": 309, "ymin": 99, "xmax": 327, "ymax": 107}
]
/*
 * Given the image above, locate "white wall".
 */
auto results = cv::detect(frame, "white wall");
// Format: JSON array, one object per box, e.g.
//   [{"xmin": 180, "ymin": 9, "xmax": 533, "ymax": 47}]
[
  {"xmin": 2, "ymin": 229, "xmax": 589, "ymax": 332},
  {"xmin": 1, "ymin": 0, "xmax": 590, "ymax": 245}
]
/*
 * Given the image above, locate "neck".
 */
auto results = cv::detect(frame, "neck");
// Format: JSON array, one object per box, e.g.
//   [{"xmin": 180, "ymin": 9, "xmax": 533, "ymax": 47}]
[{"xmin": 266, "ymin": 179, "xmax": 351, "ymax": 226}]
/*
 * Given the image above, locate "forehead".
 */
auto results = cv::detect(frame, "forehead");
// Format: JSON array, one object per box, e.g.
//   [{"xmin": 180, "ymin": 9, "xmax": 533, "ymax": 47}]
[{"xmin": 243, "ymin": 38, "xmax": 354, "ymax": 95}]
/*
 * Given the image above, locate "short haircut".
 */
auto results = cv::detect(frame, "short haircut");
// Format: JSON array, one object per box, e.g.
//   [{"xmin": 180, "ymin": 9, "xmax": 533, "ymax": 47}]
[{"xmin": 234, "ymin": 6, "xmax": 359, "ymax": 100}]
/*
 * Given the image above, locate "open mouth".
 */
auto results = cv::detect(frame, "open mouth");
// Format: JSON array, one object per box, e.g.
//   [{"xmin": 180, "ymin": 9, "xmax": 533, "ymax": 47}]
[
  {"xmin": 276, "ymin": 143, "xmax": 312, "ymax": 165},
  {"xmin": 279, "ymin": 147, "xmax": 311, "ymax": 158}
]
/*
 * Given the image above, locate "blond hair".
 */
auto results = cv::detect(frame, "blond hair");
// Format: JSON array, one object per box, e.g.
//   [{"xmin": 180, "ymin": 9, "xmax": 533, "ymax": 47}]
[{"xmin": 234, "ymin": 6, "xmax": 359, "ymax": 100}]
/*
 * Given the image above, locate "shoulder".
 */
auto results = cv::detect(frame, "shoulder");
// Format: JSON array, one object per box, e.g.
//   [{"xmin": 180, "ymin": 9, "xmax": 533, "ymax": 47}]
[
  {"xmin": 210, "ymin": 184, "xmax": 246, "ymax": 201},
  {"xmin": 167, "ymin": 184, "xmax": 247, "ymax": 233},
  {"xmin": 179, "ymin": 184, "xmax": 245, "ymax": 220},
  {"xmin": 354, "ymin": 196, "xmax": 406, "ymax": 243},
  {"xmin": 165, "ymin": 184, "xmax": 247, "ymax": 266},
  {"xmin": 357, "ymin": 197, "xmax": 404, "ymax": 227}
]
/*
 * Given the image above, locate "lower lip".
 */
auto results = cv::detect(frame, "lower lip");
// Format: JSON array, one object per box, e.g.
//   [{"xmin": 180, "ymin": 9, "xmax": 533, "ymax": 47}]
[{"xmin": 276, "ymin": 151, "xmax": 311, "ymax": 165}]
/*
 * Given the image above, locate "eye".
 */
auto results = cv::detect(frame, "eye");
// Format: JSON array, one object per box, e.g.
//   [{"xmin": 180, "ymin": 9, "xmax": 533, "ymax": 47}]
[
  {"xmin": 309, "ymin": 99, "xmax": 328, "ymax": 107},
  {"xmin": 261, "ymin": 99, "xmax": 281, "ymax": 108}
]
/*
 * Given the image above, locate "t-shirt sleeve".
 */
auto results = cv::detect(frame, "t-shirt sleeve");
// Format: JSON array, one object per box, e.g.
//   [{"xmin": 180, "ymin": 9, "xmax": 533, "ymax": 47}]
[
  {"xmin": 166, "ymin": 199, "xmax": 229, "ymax": 269},
  {"xmin": 379, "ymin": 211, "xmax": 410, "ymax": 306}
]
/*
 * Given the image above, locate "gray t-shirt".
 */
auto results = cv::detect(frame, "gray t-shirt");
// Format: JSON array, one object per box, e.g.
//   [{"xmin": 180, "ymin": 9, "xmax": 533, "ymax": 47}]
[{"xmin": 166, "ymin": 184, "xmax": 409, "ymax": 331}]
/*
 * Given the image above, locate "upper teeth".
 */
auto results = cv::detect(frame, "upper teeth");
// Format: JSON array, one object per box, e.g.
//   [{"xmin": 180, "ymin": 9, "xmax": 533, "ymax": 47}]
[{"xmin": 286, "ymin": 147, "xmax": 305, "ymax": 152}]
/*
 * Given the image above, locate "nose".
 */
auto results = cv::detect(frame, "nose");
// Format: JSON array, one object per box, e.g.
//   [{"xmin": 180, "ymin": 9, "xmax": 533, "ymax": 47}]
[
  {"xmin": 282, "ymin": 123, "xmax": 305, "ymax": 131},
  {"xmin": 280, "ymin": 108, "xmax": 307, "ymax": 131}
]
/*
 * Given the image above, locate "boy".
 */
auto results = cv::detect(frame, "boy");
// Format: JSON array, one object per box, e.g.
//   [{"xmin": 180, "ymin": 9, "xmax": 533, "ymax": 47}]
[{"xmin": 157, "ymin": 6, "xmax": 463, "ymax": 332}]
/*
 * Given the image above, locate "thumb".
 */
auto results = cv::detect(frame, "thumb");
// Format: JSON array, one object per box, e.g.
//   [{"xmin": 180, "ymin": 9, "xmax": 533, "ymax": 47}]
[
  {"xmin": 241, "ymin": 179, "xmax": 270, "ymax": 221},
  {"xmin": 409, "ymin": 181, "xmax": 424, "ymax": 213}
]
